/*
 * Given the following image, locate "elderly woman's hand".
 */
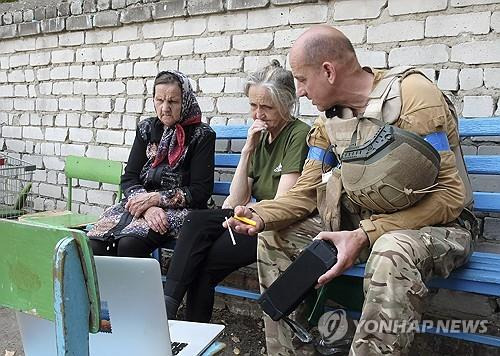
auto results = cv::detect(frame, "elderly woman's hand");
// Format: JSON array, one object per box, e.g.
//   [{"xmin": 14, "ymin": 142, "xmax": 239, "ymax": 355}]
[
  {"xmin": 242, "ymin": 119, "xmax": 267, "ymax": 153},
  {"xmin": 143, "ymin": 206, "xmax": 168, "ymax": 234},
  {"xmin": 125, "ymin": 192, "xmax": 160, "ymax": 217}
]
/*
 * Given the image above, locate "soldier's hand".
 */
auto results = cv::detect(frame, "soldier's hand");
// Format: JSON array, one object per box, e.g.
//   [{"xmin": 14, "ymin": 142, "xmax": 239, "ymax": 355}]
[
  {"xmin": 223, "ymin": 205, "xmax": 264, "ymax": 236},
  {"xmin": 314, "ymin": 228, "xmax": 369, "ymax": 287}
]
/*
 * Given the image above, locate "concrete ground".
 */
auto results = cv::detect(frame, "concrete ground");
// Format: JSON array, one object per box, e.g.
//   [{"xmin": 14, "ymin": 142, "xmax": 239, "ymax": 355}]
[{"xmin": 0, "ymin": 308, "xmax": 24, "ymax": 356}]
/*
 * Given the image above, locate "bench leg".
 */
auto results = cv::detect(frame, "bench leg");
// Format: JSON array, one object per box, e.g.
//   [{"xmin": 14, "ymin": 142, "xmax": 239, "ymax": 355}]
[{"xmin": 54, "ymin": 237, "xmax": 91, "ymax": 356}]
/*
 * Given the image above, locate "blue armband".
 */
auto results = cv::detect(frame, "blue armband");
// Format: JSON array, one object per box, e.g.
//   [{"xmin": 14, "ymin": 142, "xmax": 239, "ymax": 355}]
[
  {"xmin": 424, "ymin": 132, "xmax": 450, "ymax": 151},
  {"xmin": 307, "ymin": 146, "xmax": 338, "ymax": 167}
]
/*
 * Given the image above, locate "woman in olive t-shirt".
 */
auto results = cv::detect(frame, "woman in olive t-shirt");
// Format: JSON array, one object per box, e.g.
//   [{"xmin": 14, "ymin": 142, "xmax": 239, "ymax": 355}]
[{"xmin": 163, "ymin": 61, "xmax": 310, "ymax": 322}]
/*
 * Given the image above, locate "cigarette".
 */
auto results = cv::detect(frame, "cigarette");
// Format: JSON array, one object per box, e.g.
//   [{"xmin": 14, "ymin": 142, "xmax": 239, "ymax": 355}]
[{"xmin": 224, "ymin": 216, "xmax": 237, "ymax": 245}]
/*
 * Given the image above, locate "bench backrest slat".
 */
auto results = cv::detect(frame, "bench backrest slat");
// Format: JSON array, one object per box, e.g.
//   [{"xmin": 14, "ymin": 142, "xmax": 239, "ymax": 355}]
[{"xmin": 0, "ymin": 220, "xmax": 100, "ymax": 332}]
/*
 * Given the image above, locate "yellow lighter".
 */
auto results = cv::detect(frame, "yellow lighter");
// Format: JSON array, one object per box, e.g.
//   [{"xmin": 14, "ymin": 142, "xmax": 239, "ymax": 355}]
[{"xmin": 233, "ymin": 215, "xmax": 257, "ymax": 226}]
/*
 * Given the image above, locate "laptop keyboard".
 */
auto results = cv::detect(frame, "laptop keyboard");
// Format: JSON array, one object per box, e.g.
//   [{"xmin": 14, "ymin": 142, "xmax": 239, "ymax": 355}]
[{"xmin": 171, "ymin": 342, "xmax": 188, "ymax": 355}]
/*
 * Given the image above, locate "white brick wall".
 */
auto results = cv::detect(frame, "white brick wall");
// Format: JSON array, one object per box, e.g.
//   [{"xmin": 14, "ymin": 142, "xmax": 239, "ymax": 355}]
[
  {"xmin": 134, "ymin": 61, "xmax": 158, "ymax": 77},
  {"xmin": 248, "ymin": 8, "xmax": 289, "ymax": 29},
  {"xmin": 208, "ymin": 13, "xmax": 247, "ymax": 32},
  {"xmin": 161, "ymin": 39, "xmax": 193, "ymax": 56},
  {"xmin": 462, "ymin": 96, "xmax": 494, "ymax": 117},
  {"xmin": 142, "ymin": 21, "xmax": 173, "ymax": 39},
  {"xmin": 113, "ymin": 26, "xmax": 139, "ymax": 42},
  {"xmin": 199, "ymin": 77, "xmax": 225, "ymax": 93},
  {"xmin": 333, "ymin": 0, "xmax": 386, "ymax": 21},
  {"xmin": 388, "ymin": 0, "xmax": 447, "ymax": 15},
  {"xmin": 98, "ymin": 81, "xmax": 126, "ymax": 95},
  {"xmin": 425, "ymin": 12, "xmax": 490, "ymax": 38},
  {"xmin": 437, "ymin": 69, "xmax": 459, "ymax": 91},
  {"xmin": 206, "ymin": 56, "xmax": 242, "ymax": 74},
  {"xmin": 289, "ymin": 4, "xmax": 328, "ymax": 24},
  {"xmin": 96, "ymin": 129, "xmax": 124, "ymax": 144},
  {"xmin": 459, "ymin": 68, "xmax": 483, "ymax": 90},
  {"xmin": 217, "ymin": 97, "xmax": 249, "ymax": 114},
  {"xmin": 368, "ymin": 21, "xmax": 424, "ymax": 43},
  {"xmin": 451, "ymin": 40, "xmax": 500, "ymax": 64},
  {"xmin": 389, "ymin": 44, "xmax": 448, "ymax": 66},
  {"xmin": 2, "ymin": 1, "xmax": 500, "ymax": 212},
  {"xmin": 174, "ymin": 18, "xmax": 206, "ymax": 37},
  {"xmin": 129, "ymin": 43, "xmax": 157, "ymax": 59},
  {"xmin": 179, "ymin": 59, "xmax": 205, "ymax": 75},
  {"xmin": 102, "ymin": 46, "xmax": 128, "ymax": 61},
  {"xmin": 194, "ymin": 36, "xmax": 230, "ymax": 54},
  {"xmin": 85, "ymin": 97, "xmax": 112, "ymax": 112},
  {"xmin": 484, "ymin": 68, "xmax": 500, "ymax": 88},
  {"xmin": 233, "ymin": 33, "xmax": 273, "ymax": 51},
  {"xmin": 275, "ymin": 28, "xmax": 307, "ymax": 48}
]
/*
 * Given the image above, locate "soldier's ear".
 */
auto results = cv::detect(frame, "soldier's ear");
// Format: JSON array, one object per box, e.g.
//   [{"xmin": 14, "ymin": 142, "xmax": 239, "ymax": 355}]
[{"xmin": 322, "ymin": 62, "xmax": 336, "ymax": 85}]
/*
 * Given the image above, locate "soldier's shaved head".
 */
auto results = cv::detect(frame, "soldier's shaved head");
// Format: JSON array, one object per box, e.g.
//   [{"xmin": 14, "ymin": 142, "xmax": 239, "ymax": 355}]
[{"xmin": 291, "ymin": 25, "xmax": 358, "ymax": 68}]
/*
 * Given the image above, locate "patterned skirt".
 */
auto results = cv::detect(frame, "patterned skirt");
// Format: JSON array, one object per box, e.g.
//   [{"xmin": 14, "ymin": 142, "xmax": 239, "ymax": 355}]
[{"xmin": 87, "ymin": 201, "xmax": 189, "ymax": 242}]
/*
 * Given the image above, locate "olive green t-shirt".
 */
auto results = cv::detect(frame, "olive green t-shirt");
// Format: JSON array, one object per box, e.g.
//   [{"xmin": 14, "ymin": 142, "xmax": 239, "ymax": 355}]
[{"xmin": 249, "ymin": 119, "xmax": 310, "ymax": 201}]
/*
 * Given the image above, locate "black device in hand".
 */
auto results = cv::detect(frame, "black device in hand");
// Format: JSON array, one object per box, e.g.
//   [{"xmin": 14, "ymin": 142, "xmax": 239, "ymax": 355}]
[{"xmin": 258, "ymin": 239, "xmax": 338, "ymax": 321}]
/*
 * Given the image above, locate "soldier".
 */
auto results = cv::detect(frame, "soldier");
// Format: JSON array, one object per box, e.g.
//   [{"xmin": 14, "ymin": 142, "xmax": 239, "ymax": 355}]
[{"xmin": 226, "ymin": 25, "xmax": 477, "ymax": 355}]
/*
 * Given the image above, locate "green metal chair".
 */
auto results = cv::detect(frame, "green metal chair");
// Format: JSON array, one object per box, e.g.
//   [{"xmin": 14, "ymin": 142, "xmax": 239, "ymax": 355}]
[
  {"xmin": 0, "ymin": 219, "xmax": 100, "ymax": 355},
  {"xmin": 20, "ymin": 156, "xmax": 123, "ymax": 228}
]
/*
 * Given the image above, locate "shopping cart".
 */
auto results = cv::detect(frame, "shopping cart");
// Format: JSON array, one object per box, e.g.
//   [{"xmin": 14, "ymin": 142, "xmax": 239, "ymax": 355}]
[{"xmin": 0, "ymin": 152, "xmax": 36, "ymax": 219}]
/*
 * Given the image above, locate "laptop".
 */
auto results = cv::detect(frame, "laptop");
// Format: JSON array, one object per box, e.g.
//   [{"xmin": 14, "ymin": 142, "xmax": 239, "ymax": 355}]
[{"xmin": 17, "ymin": 256, "xmax": 225, "ymax": 356}]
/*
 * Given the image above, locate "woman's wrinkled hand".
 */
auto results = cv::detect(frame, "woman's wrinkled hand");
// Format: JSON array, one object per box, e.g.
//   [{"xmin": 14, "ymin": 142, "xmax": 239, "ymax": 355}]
[
  {"xmin": 143, "ymin": 206, "xmax": 168, "ymax": 234},
  {"xmin": 125, "ymin": 192, "xmax": 160, "ymax": 217},
  {"xmin": 243, "ymin": 119, "xmax": 267, "ymax": 153}
]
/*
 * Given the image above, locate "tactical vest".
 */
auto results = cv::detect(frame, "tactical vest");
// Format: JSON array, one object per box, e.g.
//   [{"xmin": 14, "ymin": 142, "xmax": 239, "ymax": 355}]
[{"xmin": 318, "ymin": 66, "xmax": 473, "ymax": 232}]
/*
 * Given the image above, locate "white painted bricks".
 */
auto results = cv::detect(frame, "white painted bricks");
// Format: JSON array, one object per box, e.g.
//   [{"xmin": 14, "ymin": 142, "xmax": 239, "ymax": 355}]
[
  {"xmin": 217, "ymin": 97, "xmax": 249, "ymax": 114},
  {"xmin": 451, "ymin": 40, "xmax": 500, "ymax": 64},
  {"xmin": 484, "ymin": 68, "xmax": 500, "ymax": 88},
  {"xmin": 289, "ymin": 4, "xmax": 328, "ymax": 24},
  {"xmin": 208, "ymin": 13, "xmax": 247, "ymax": 32},
  {"xmin": 199, "ymin": 77, "xmax": 225, "ymax": 93},
  {"xmin": 337, "ymin": 25, "xmax": 366, "ymax": 44},
  {"xmin": 437, "ymin": 69, "xmax": 459, "ymax": 91},
  {"xmin": 174, "ymin": 18, "xmax": 206, "ymax": 36},
  {"xmin": 459, "ymin": 68, "xmax": 483, "ymax": 90},
  {"xmin": 389, "ymin": 44, "xmax": 448, "ymax": 66},
  {"xmin": 161, "ymin": 39, "xmax": 193, "ymax": 56},
  {"xmin": 206, "ymin": 56, "xmax": 242, "ymax": 74},
  {"xmin": 425, "ymin": 12, "xmax": 490, "ymax": 37},
  {"xmin": 98, "ymin": 81, "xmax": 125, "ymax": 95},
  {"xmin": 334, "ymin": 0, "xmax": 386, "ymax": 21},
  {"xmin": 102, "ymin": 46, "xmax": 128, "ymax": 62},
  {"xmin": 368, "ymin": 21, "xmax": 424, "ymax": 43},
  {"xmin": 233, "ymin": 33, "xmax": 273, "ymax": 51},
  {"xmin": 462, "ymin": 96, "xmax": 494, "ymax": 117},
  {"xmin": 129, "ymin": 43, "xmax": 157, "ymax": 59},
  {"xmin": 195, "ymin": 36, "xmax": 230, "ymax": 54},
  {"xmin": 142, "ymin": 21, "xmax": 173, "ymax": 39},
  {"xmin": 388, "ymin": 0, "xmax": 447, "ymax": 15},
  {"xmin": 96, "ymin": 129, "xmax": 124, "ymax": 144},
  {"xmin": 248, "ymin": 8, "xmax": 289, "ymax": 29}
]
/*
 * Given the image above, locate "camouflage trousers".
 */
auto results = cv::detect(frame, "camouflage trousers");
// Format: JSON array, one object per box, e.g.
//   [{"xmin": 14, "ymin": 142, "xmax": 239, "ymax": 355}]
[{"xmin": 257, "ymin": 215, "xmax": 474, "ymax": 356}]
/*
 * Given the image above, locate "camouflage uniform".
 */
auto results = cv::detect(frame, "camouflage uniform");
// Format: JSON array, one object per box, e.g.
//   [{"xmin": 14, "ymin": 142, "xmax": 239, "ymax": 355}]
[
  {"xmin": 258, "ymin": 217, "xmax": 474, "ymax": 355},
  {"xmin": 252, "ymin": 69, "xmax": 476, "ymax": 355}
]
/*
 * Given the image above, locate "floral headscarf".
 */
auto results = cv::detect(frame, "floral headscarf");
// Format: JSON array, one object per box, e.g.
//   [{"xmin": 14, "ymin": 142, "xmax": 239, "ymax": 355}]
[{"xmin": 152, "ymin": 70, "xmax": 202, "ymax": 168}]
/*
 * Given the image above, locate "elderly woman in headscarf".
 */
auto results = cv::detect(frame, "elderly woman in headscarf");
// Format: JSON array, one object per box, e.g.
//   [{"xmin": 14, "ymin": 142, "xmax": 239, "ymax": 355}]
[{"xmin": 88, "ymin": 70, "xmax": 216, "ymax": 257}]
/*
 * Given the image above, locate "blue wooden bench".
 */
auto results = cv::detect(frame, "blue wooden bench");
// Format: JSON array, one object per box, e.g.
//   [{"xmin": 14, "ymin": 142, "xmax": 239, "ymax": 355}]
[{"xmin": 208, "ymin": 117, "xmax": 500, "ymax": 347}]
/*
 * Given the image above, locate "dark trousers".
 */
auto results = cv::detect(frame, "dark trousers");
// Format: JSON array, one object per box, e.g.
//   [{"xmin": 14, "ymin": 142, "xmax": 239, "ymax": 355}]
[
  {"xmin": 164, "ymin": 209, "xmax": 257, "ymax": 322},
  {"xmin": 89, "ymin": 229, "xmax": 168, "ymax": 258}
]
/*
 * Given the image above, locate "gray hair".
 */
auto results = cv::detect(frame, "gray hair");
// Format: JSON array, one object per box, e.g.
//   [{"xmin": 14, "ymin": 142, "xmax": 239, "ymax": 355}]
[{"xmin": 244, "ymin": 60, "xmax": 297, "ymax": 121}]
